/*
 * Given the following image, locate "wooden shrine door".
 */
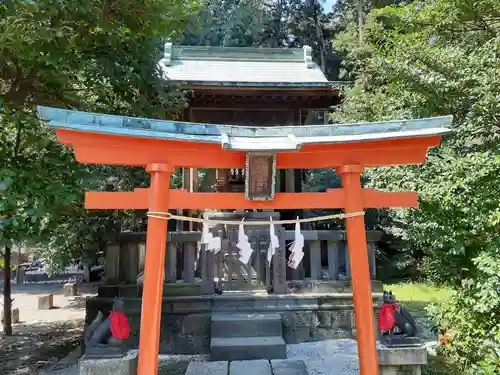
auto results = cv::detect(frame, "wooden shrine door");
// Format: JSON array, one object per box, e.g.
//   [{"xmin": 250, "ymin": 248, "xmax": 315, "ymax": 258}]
[
  {"xmin": 203, "ymin": 212, "xmax": 286, "ymax": 293},
  {"xmin": 212, "ymin": 225, "xmax": 285, "ymax": 292}
]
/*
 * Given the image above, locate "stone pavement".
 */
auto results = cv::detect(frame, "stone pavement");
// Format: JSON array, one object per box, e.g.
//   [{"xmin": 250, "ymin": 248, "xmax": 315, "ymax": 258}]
[
  {"xmin": 37, "ymin": 338, "xmax": 433, "ymax": 375},
  {"xmin": 39, "ymin": 340, "xmax": 361, "ymax": 375},
  {"xmin": 186, "ymin": 359, "xmax": 308, "ymax": 375}
]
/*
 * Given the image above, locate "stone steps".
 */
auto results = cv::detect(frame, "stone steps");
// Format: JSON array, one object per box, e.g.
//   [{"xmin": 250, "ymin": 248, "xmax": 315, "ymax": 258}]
[
  {"xmin": 211, "ymin": 312, "xmax": 282, "ymax": 337},
  {"xmin": 210, "ymin": 312, "xmax": 286, "ymax": 361},
  {"xmin": 184, "ymin": 361, "xmax": 228, "ymax": 375},
  {"xmin": 185, "ymin": 359, "xmax": 308, "ymax": 375},
  {"xmin": 210, "ymin": 336, "xmax": 286, "ymax": 361}
]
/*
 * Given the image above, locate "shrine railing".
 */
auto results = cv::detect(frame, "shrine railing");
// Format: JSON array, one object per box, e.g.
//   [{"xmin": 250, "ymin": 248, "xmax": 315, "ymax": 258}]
[{"xmin": 104, "ymin": 230, "xmax": 381, "ymax": 295}]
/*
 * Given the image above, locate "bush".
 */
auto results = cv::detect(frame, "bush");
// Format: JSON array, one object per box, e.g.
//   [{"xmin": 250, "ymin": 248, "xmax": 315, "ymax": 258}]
[{"xmin": 428, "ymin": 252, "xmax": 500, "ymax": 375}]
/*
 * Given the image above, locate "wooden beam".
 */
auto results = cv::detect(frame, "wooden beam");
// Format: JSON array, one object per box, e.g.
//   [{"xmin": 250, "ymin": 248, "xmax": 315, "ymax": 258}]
[
  {"xmin": 85, "ymin": 188, "xmax": 418, "ymax": 210},
  {"xmin": 362, "ymin": 189, "xmax": 418, "ymax": 208},
  {"xmin": 116, "ymin": 229, "xmax": 383, "ymax": 244},
  {"xmin": 86, "ymin": 189, "xmax": 149, "ymax": 209},
  {"xmin": 56, "ymin": 129, "xmax": 442, "ymax": 169}
]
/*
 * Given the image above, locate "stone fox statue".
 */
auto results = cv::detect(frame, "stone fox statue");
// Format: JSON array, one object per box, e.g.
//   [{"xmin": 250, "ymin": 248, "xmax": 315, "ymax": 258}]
[
  {"xmin": 379, "ymin": 291, "xmax": 418, "ymax": 337},
  {"xmin": 85, "ymin": 298, "xmax": 130, "ymax": 357}
]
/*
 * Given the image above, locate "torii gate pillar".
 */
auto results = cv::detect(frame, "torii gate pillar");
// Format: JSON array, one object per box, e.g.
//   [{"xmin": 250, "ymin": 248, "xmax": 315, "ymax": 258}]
[
  {"xmin": 137, "ymin": 163, "xmax": 172, "ymax": 375},
  {"xmin": 339, "ymin": 165, "xmax": 378, "ymax": 375}
]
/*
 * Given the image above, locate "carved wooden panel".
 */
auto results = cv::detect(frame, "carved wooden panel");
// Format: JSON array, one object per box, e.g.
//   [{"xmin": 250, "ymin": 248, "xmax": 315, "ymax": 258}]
[{"xmin": 245, "ymin": 152, "xmax": 276, "ymax": 201}]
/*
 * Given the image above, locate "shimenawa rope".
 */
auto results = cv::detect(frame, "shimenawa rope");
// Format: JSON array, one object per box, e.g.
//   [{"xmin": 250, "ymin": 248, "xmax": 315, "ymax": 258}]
[{"xmin": 147, "ymin": 211, "xmax": 364, "ymax": 226}]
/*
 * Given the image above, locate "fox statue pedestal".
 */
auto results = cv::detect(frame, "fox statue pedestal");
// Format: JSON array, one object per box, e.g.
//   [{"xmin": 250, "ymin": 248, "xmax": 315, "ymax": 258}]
[
  {"xmin": 377, "ymin": 346, "xmax": 427, "ymax": 375},
  {"xmin": 79, "ymin": 350, "xmax": 138, "ymax": 375}
]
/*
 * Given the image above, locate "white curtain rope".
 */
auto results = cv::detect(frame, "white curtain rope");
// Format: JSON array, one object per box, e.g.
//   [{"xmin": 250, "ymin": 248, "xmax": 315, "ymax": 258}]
[{"xmin": 147, "ymin": 211, "xmax": 365, "ymax": 226}]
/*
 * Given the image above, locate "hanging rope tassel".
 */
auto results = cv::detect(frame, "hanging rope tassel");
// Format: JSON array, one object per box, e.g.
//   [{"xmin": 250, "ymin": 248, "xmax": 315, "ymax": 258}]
[
  {"xmin": 236, "ymin": 219, "xmax": 253, "ymax": 265},
  {"xmin": 267, "ymin": 217, "xmax": 279, "ymax": 263},
  {"xmin": 288, "ymin": 218, "xmax": 304, "ymax": 269}
]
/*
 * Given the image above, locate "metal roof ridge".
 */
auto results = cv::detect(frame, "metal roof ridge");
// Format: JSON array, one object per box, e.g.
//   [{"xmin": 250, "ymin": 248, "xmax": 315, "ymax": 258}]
[
  {"xmin": 173, "ymin": 56, "xmax": 304, "ymax": 62},
  {"xmin": 175, "ymin": 81, "xmax": 338, "ymax": 87},
  {"xmin": 38, "ymin": 106, "xmax": 453, "ymax": 139},
  {"xmin": 171, "ymin": 44, "xmax": 306, "ymax": 54},
  {"xmin": 37, "ymin": 106, "xmax": 453, "ymax": 151},
  {"xmin": 166, "ymin": 44, "xmax": 311, "ymax": 64}
]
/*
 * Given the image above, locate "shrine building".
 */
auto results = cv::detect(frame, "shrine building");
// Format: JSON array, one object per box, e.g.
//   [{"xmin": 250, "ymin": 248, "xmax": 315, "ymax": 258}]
[
  {"xmin": 37, "ymin": 44, "xmax": 452, "ymax": 375},
  {"xmin": 159, "ymin": 44, "xmax": 341, "ymax": 195}
]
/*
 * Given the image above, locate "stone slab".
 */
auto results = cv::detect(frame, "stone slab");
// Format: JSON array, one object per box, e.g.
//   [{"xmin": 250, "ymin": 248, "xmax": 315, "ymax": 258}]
[
  {"xmin": 79, "ymin": 349, "xmax": 137, "ymax": 375},
  {"xmin": 378, "ymin": 345, "xmax": 427, "ymax": 366},
  {"xmin": 185, "ymin": 361, "xmax": 228, "ymax": 375},
  {"xmin": 380, "ymin": 335, "xmax": 421, "ymax": 348},
  {"xmin": 158, "ymin": 355, "xmax": 209, "ymax": 375},
  {"xmin": 211, "ymin": 336, "xmax": 286, "ymax": 361},
  {"xmin": 38, "ymin": 294, "xmax": 54, "ymax": 310},
  {"xmin": 271, "ymin": 359, "xmax": 308, "ymax": 375},
  {"xmin": 1, "ymin": 308, "xmax": 19, "ymax": 324},
  {"xmin": 63, "ymin": 283, "xmax": 78, "ymax": 297},
  {"xmin": 230, "ymin": 360, "xmax": 271, "ymax": 375},
  {"xmin": 378, "ymin": 365, "xmax": 422, "ymax": 375},
  {"xmin": 211, "ymin": 312, "xmax": 282, "ymax": 338}
]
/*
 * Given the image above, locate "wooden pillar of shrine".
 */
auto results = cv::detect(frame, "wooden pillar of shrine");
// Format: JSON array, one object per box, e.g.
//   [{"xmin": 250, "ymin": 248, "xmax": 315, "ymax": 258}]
[
  {"xmin": 338, "ymin": 165, "xmax": 379, "ymax": 375},
  {"xmin": 137, "ymin": 163, "xmax": 172, "ymax": 375}
]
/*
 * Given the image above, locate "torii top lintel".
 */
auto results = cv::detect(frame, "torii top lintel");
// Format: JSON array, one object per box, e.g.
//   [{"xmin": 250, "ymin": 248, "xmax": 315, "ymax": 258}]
[
  {"xmin": 38, "ymin": 106, "xmax": 451, "ymax": 169},
  {"xmin": 37, "ymin": 106, "xmax": 452, "ymax": 210}
]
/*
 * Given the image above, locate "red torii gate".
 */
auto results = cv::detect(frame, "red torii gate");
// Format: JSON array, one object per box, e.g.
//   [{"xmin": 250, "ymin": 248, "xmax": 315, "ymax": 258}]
[{"xmin": 38, "ymin": 106, "xmax": 451, "ymax": 375}]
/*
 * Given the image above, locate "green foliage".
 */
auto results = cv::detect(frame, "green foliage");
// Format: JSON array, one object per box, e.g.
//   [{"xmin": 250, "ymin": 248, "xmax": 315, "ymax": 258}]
[
  {"xmin": 422, "ymin": 356, "xmax": 462, "ymax": 375},
  {"xmin": 332, "ymin": 0, "xmax": 500, "ymax": 283},
  {"xmin": 179, "ymin": 0, "xmax": 343, "ymax": 79},
  {"xmin": 0, "ymin": 0, "xmax": 194, "ymax": 264},
  {"xmin": 332, "ymin": 0, "xmax": 500, "ymax": 372},
  {"xmin": 180, "ymin": 0, "xmax": 268, "ymax": 47},
  {"xmin": 0, "ymin": 0, "xmax": 192, "ymax": 116},
  {"xmin": 428, "ymin": 252, "xmax": 500, "ymax": 375}
]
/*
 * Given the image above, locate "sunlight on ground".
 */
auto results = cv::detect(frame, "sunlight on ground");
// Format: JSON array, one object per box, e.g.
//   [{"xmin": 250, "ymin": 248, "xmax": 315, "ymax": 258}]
[{"xmin": 385, "ymin": 282, "xmax": 453, "ymax": 315}]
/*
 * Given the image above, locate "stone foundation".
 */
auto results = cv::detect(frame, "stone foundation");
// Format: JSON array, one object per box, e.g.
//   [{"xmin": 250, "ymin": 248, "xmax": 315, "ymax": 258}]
[
  {"xmin": 378, "ymin": 345, "xmax": 427, "ymax": 375},
  {"xmin": 85, "ymin": 290, "xmax": 382, "ymax": 354},
  {"xmin": 79, "ymin": 350, "xmax": 138, "ymax": 375}
]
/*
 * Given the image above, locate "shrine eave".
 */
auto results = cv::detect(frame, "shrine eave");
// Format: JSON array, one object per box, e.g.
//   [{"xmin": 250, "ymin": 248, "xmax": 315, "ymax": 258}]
[
  {"xmin": 178, "ymin": 81, "xmax": 345, "ymax": 88},
  {"xmin": 37, "ymin": 106, "xmax": 452, "ymax": 152}
]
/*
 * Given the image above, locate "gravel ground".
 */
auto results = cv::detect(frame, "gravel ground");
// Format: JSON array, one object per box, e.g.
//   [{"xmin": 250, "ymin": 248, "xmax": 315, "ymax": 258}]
[
  {"xmin": 287, "ymin": 339, "xmax": 361, "ymax": 375},
  {"xmin": 0, "ymin": 282, "xmax": 91, "ymax": 375}
]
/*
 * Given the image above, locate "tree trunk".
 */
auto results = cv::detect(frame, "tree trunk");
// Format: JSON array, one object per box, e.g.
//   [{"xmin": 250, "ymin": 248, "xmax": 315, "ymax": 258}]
[
  {"xmin": 358, "ymin": 0, "xmax": 367, "ymax": 90},
  {"xmin": 3, "ymin": 244, "xmax": 13, "ymax": 336},
  {"xmin": 312, "ymin": 0, "xmax": 327, "ymax": 73}
]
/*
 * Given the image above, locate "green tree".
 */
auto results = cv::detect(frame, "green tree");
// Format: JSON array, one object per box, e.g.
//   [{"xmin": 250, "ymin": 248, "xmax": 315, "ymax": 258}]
[
  {"xmin": 180, "ymin": 0, "xmax": 344, "ymax": 79},
  {"xmin": 332, "ymin": 0, "xmax": 499, "ymax": 372},
  {"xmin": 180, "ymin": 0, "xmax": 268, "ymax": 46},
  {"xmin": 1, "ymin": 0, "xmax": 193, "ymax": 336}
]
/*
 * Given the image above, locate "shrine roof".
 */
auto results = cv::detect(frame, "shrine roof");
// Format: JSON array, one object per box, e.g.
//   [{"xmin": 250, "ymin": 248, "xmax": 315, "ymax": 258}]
[
  {"xmin": 38, "ymin": 106, "xmax": 452, "ymax": 152},
  {"xmin": 158, "ymin": 44, "xmax": 339, "ymax": 88}
]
